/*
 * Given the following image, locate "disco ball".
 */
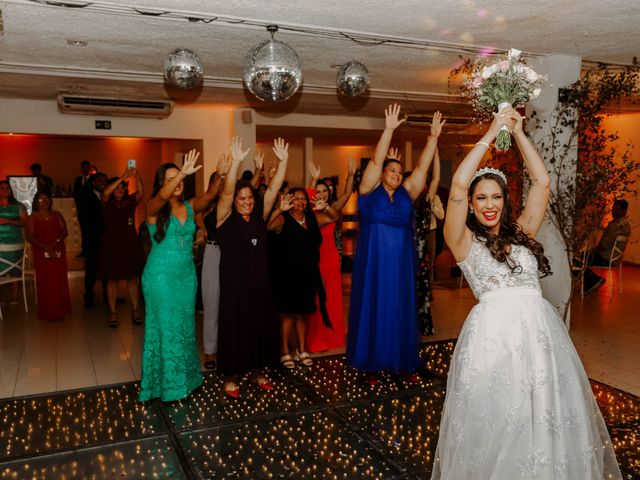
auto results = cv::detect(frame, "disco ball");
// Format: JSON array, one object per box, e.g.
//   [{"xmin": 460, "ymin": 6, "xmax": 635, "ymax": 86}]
[
  {"xmin": 163, "ymin": 48, "xmax": 204, "ymax": 90},
  {"xmin": 243, "ymin": 38, "xmax": 303, "ymax": 102},
  {"xmin": 337, "ymin": 61, "xmax": 370, "ymax": 97}
]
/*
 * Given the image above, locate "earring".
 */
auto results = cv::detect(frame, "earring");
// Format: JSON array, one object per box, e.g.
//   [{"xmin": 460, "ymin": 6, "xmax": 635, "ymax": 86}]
[{"xmin": 469, "ymin": 206, "xmax": 474, "ymax": 214}]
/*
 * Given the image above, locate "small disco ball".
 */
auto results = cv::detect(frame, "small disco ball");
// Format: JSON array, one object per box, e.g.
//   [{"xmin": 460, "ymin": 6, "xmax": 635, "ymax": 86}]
[
  {"xmin": 163, "ymin": 48, "xmax": 204, "ymax": 89},
  {"xmin": 337, "ymin": 61, "xmax": 370, "ymax": 97},
  {"xmin": 243, "ymin": 38, "xmax": 303, "ymax": 102}
]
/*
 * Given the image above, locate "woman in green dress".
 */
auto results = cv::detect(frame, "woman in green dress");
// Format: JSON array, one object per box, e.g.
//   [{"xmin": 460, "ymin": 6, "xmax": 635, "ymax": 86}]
[
  {"xmin": 0, "ymin": 181, "xmax": 27, "ymax": 303},
  {"xmin": 139, "ymin": 150, "xmax": 220, "ymax": 402}
]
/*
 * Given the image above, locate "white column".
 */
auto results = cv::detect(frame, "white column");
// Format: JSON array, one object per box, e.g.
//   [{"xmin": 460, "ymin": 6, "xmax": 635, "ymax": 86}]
[
  {"xmin": 304, "ymin": 137, "xmax": 314, "ymax": 186},
  {"xmin": 525, "ymin": 54, "xmax": 581, "ymax": 328}
]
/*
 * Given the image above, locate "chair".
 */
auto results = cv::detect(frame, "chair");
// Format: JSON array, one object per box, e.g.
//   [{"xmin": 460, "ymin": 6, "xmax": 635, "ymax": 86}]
[
  {"xmin": 0, "ymin": 242, "xmax": 28, "ymax": 320},
  {"xmin": 571, "ymin": 248, "xmax": 588, "ymax": 299},
  {"xmin": 22, "ymin": 242, "xmax": 37, "ymax": 302},
  {"xmin": 592, "ymin": 235, "xmax": 628, "ymax": 294}
]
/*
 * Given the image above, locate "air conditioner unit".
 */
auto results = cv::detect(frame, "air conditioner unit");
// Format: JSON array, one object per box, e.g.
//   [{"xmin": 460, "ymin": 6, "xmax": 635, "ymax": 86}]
[{"xmin": 57, "ymin": 95, "xmax": 173, "ymax": 119}]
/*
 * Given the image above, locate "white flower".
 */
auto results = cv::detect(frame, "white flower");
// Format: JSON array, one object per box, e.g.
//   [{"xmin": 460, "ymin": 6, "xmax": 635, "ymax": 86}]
[
  {"xmin": 481, "ymin": 66, "xmax": 493, "ymax": 79},
  {"xmin": 508, "ymin": 48, "xmax": 522, "ymax": 60},
  {"xmin": 525, "ymin": 68, "xmax": 539, "ymax": 82},
  {"xmin": 532, "ymin": 87, "xmax": 542, "ymax": 98}
]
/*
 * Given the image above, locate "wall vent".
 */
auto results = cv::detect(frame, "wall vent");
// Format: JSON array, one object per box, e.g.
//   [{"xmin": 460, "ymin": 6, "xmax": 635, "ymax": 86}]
[{"xmin": 57, "ymin": 95, "xmax": 173, "ymax": 118}]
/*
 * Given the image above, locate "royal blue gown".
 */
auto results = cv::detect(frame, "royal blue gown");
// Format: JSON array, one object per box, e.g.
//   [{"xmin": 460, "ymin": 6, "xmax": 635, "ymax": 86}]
[{"xmin": 347, "ymin": 184, "xmax": 421, "ymax": 373}]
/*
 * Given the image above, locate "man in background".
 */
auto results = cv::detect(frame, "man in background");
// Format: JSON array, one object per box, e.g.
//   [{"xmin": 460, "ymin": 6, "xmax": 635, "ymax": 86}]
[
  {"xmin": 30, "ymin": 163, "xmax": 54, "ymax": 195},
  {"xmin": 82, "ymin": 172, "xmax": 107, "ymax": 307},
  {"xmin": 73, "ymin": 161, "xmax": 93, "ymax": 257},
  {"xmin": 583, "ymin": 199, "xmax": 631, "ymax": 294}
]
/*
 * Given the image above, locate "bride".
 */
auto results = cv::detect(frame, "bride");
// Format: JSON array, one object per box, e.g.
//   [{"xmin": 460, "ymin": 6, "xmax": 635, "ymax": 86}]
[{"xmin": 431, "ymin": 107, "xmax": 622, "ymax": 479}]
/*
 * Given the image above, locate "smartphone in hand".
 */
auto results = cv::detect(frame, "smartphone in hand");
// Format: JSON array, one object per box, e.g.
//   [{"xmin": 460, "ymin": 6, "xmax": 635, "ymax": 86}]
[{"xmin": 127, "ymin": 159, "xmax": 137, "ymax": 169}]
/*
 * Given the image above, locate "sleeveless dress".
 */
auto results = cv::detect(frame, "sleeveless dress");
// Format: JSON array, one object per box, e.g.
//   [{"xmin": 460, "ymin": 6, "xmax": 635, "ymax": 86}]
[
  {"xmin": 98, "ymin": 195, "xmax": 144, "ymax": 280},
  {"xmin": 306, "ymin": 222, "xmax": 346, "ymax": 352},
  {"xmin": 31, "ymin": 213, "xmax": 71, "ymax": 321},
  {"xmin": 347, "ymin": 184, "xmax": 420, "ymax": 373},
  {"xmin": 216, "ymin": 208, "xmax": 279, "ymax": 376},
  {"xmin": 139, "ymin": 202, "xmax": 202, "ymax": 402},
  {"xmin": 431, "ymin": 239, "xmax": 622, "ymax": 480},
  {"xmin": 415, "ymin": 194, "xmax": 434, "ymax": 335}
]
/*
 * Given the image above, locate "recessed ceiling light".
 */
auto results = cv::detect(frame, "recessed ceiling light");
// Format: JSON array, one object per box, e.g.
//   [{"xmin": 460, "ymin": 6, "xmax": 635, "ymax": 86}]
[{"xmin": 67, "ymin": 39, "xmax": 88, "ymax": 47}]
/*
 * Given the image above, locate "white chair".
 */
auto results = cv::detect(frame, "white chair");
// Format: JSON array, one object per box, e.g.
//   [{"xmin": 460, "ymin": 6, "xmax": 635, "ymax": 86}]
[
  {"xmin": 0, "ymin": 242, "xmax": 28, "ymax": 320},
  {"xmin": 22, "ymin": 242, "xmax": 37, "ymax": 303},
  {"xmin": 571, "ymin": 248, "xmax": 588, "ymax": 299},
  {"xmin": 592, "ymin": 235, "xmax": 628, "ymax": 294}
]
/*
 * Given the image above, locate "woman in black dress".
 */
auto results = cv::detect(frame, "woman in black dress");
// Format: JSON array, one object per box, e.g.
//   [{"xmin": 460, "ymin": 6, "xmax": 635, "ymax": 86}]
[
  {"xmin": 267, "ymin": 188, "xmax": 328, "ymax": 369},
  {"xmin": 99, "ymin": 168, "xmax": 144, "ymax": 327},
  {"xmin": 216, "ymin": 136, "xmax": 289, "ymax": 398}
]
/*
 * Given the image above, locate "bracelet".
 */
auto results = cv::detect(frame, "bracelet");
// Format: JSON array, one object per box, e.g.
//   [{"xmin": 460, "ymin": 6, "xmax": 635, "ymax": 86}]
[{"xmin": 476, "ymin": 141, "xmax": 491, "ymax": 149}]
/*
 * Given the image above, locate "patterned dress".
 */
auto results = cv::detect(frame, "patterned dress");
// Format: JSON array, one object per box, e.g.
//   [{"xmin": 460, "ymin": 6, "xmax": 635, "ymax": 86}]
[
  {"xmin": 414, "ymin": 194, "xmax": 434, "ymax": 335},
  {"xmin": 139, "ymin": 202, "xmax": 202, "ymax": 402},
  {"xmin": 431, "ymin": 239, "xmax": 622, "ymax": 479}
]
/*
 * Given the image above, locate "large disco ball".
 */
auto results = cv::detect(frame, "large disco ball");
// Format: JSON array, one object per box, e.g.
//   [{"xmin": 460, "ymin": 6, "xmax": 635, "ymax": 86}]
[
  {"xmin": 243, "ymin": 38, "xmax": 303, "ymax": 102},
  {"xmin": 337, "ymin": 61, "xmax": 370, "ymax": 97},
  {"xmin": 163, "ymin": 48, "xmax": 204, "ymax": 89}
]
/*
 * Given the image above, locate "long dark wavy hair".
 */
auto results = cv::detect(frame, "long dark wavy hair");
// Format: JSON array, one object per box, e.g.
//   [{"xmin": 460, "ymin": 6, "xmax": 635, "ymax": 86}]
[
  {"xmin": 467, "ymin": 172, "xmax": 551, "ymax": 277},
  {"xmin": 151, "ymin": 163, "xmax": 182, "ymax": 243}
]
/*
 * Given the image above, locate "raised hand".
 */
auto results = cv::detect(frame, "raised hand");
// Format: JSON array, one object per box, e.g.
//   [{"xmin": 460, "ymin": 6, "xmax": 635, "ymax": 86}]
[
  {"xmin": 181, "ymin": 149, "xmax": 202, "ymax": 176},
  {"xmin": 385, "ymin": 103, "xmax": 406, "ymax": 130},
  {"xmin": 387, "ymin": 147, "xmax": 401, "ymax": 161},
  {"xmin": 268, "ymin": 160, "xmax": 277, "ymax": 179},
  {"xmin": 230, "ymin": 136, "xmax": 250, "ymax": 164},
  {"xmin": 216, "ymin": 153, "xmax": 231, "ymax": 176},
  {"xmin": 508, "ymin": 108, "xmax": 524, "ymax": 135},
  {"xmin": 313, "ymin": 195, "xmax": 328, "ymax": 212},
  {"xmin": 430, "ymin": 111, "xmax": 446, "ymax": 138},
  {"xmin": 279, "ymin": 193, "xmax": 293, "ymax": 211},
  {"xmin": 308, "ymin": 161, "xmax": 321, "ymax": 181},
  {"xmin": 254, "ymin": 150, "xmax": 265, "ymax": 170},
  {"xmin": 272, "ymin": 137, "xmax": 289, "ymax": 163},
  {"xmin": 348, "ymin": 157, "xmax": 357, "ymax": 175},
  {"xmin": 490, "ymin": 107, "xmax": 517, "ymax": 134}
]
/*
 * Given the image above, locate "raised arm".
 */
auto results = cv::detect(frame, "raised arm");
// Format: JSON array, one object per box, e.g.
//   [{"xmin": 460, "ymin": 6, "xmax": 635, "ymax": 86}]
[
  {"xmin": 216, "ymin": 138, "xmax": 250, "ymax": 228},
  {"xmin": 192, "ymin": 156, "xmax": 226, "ymax": 214},
  {"xmin": 444, "ymin": 113, "xmax": 510, "ymax": 261},
  {"xmin": 102, "ymin": 168, "xmax": 131, "ymax": 203},
  {"xmin": 266, "ymin": 193, "xmax": 292, "ymax": 233},
  {"xmin": 427, "ymin": 148, "xmax": 441, "ymax": 203},
  {"xmin": 251, "ymin": 151, "xmax": 264, "ymax": 188},
  {"xmin": 132, "ymin": 169, "xmax": 144, "ymax": 203},
  {"xmin": 263, "ymin": 137, "xmax": 289, "ymax": 220},
  {"xmin": 403, "ymin": 112, "xmax": 445, "ymax": 200},
  {"xmin": 513, "ymin": 111, "xmax": 551, "ymax": 237},
  {"xmin": 359, "ymin": 104, "xmax": 406, "ymax": 196},
  {"xmin": 307, "ymin": 161, "xmax": 321, "ymax": 189},
  {"xmin": 146, "ymin": 149, "xmax": 201, "ymax": 222},
  {"xmin": 332, "ymin": 158, "xmax": 356, "ymax": 212}
]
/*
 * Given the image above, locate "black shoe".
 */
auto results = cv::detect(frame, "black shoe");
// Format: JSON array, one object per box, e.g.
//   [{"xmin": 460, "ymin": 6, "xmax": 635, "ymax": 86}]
[{"xmin": 585, "ymin": 277, "xmax": 605, "ymax": 295}]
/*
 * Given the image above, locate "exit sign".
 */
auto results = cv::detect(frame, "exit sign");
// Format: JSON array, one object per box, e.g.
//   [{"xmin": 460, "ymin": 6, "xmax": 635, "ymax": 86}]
[{"xmin": 95, "ymin": 120, "xmax": 111, "ymax": 129}]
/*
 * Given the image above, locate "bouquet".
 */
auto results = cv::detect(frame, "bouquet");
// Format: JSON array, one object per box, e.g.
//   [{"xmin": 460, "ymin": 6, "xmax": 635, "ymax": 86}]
[{"xmin": 464, "ymin": 48, "xmax": 546, "ymax": 151}]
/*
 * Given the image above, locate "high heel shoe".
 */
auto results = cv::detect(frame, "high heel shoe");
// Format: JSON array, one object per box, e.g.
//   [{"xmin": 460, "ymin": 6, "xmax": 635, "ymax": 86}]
[{"xmin": 131, "ymin": 310, "xmax": 144, "ymax": 325}]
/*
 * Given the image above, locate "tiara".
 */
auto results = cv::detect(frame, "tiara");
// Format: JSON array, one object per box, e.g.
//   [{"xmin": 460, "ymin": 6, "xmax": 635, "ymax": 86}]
[{"xmin": 471, "ymin": 167, "xmax": 507, "ymax": 185}]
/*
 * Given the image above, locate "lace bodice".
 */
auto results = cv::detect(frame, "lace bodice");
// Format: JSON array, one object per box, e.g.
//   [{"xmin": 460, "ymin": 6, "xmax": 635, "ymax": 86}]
[{"xmin": 458, "ymin": 239, "xmax": 541, "ymax": 298}]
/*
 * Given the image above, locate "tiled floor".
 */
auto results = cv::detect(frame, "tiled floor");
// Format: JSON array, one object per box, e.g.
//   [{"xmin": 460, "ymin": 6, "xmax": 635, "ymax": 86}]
[{"xmin": 0, "ymin": 261, "xmax": 638, "ymax": 399}]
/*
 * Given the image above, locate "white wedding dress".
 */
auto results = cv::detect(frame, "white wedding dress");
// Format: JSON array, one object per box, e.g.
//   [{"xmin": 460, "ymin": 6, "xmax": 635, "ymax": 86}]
[{"xmin": 431, "ymin": 239, "xmax": 622, "ymax": 480}]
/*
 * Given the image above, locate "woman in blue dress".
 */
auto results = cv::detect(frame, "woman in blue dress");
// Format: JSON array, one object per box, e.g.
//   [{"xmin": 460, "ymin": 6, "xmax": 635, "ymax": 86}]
[
  {"xmin": 139, "ymin": 149, "xmax": 220, "ymax": 403},
  {"xmin": 348, "ymin": 104, "xmax": 445, "ymax": 380}
]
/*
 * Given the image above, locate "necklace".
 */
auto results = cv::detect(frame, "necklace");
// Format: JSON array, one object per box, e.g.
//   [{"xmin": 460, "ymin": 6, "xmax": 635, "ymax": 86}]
[{"xmin": 291, "ymin": 212, "xmax": 306, "ymax": 226}]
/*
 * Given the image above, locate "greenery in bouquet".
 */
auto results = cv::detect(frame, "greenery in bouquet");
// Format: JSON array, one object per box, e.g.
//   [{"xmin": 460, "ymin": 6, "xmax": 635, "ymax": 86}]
[{"xmin": 463, "ymin": 48, "xmax": 546, "ymax": 151}]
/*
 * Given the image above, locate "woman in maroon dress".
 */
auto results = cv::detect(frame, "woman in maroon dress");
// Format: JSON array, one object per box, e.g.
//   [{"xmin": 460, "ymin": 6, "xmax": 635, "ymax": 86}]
[
  {"xmin": 98, "ymin": 168, "xmax": 144, "ymax": 327},
  {"xmin": 26, "ymin": 191, "xmax": 71, "ymax": 321}
]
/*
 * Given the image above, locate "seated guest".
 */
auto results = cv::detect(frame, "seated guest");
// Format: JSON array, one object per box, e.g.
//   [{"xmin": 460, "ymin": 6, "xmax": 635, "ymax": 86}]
[
  {"xmin": 583, "ymin": 199, "xmax": 631, "ymax": 294},
  {"xmin": 0, "ymin": 181, "xmax": 28, "ymax": 304}
]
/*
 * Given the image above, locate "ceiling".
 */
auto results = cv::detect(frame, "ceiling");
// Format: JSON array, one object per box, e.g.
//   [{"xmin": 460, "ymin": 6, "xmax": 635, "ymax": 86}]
[{"xmin": 0, "ymin": 0, "xmax": 639, "ymax": 119}]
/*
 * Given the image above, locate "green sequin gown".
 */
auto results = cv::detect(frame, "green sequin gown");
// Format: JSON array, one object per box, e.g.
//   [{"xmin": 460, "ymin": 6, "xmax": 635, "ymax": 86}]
[{"xmin": 139, "ymin": 201, "xmax": 202, "ymax": 402}]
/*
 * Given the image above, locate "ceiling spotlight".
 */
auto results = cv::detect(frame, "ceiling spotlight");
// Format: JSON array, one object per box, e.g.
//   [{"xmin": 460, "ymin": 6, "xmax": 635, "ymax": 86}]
[{"xmin": 243, "ymin": 25, "xmax": 303, "ymax": 103}]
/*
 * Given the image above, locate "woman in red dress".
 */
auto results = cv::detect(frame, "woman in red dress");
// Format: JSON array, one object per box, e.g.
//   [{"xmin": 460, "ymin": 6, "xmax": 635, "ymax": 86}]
[
  {"xmin": 26, "ymin": 191, "xmax": 71, "ymax": 321},
  {"xmin": 305, "ymin": 159, "xmax": 355, "ymax": 353}
]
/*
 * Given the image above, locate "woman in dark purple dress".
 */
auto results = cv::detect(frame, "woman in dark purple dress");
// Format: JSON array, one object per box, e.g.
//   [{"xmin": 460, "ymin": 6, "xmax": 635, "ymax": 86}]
[
  {"xmin": 98, "ymin": 168, "xmax": 144, "ymax": 327},
  {"xmin": 215, "ymin": 137, "xmax": 289, "ymax": 398}
]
